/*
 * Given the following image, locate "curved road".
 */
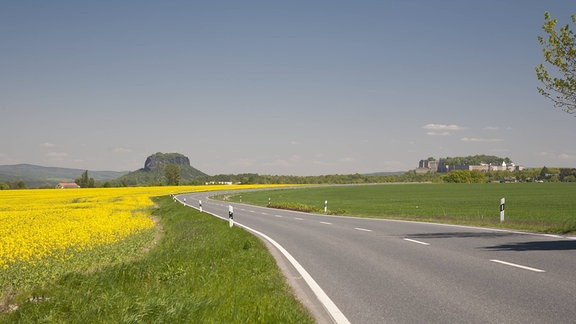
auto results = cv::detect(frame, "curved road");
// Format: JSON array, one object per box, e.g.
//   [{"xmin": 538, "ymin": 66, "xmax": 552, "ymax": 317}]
[{"xmin": 177, "ymin": 190, "xmax": 576, "ymax": 323}]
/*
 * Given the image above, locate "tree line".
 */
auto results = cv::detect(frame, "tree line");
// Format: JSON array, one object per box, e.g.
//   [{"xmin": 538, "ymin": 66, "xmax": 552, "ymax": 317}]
[
  {"xmin": 204, "ymin": 167, "xmax": 576, "ymax": 185},
  {"xmin": 442, "ymin": 167, "xmax": 576, "ymax": 183},
  {"xmin": 1, "ymin": 167, "xmax": 575, "ymax": 190}
]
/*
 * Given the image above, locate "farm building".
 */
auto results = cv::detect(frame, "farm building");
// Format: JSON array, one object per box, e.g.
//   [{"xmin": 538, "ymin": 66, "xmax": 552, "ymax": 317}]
[{"xmin": 56, "ymin": 182, "xmax": 81, "ymax": 189}]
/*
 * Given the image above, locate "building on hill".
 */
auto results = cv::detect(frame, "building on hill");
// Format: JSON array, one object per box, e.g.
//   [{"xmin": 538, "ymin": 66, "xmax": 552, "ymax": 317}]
[
  {"xmin": 468, "ymin": 161, "xmax": 524, "ymax": 172},
  {"xmin": 468, "ymin": 163, "xmax": 491, "ymax": 172},
  {"xmin": 416, "ymin": 158, "xmax": 524, "ymax": 173},
  {"xmin": 56, "ymin": 182, "xmax": 80, "ymax": 189},
  {"xmin": 416, "ymin": 159, "xmax": 439, "ymax": 174}
]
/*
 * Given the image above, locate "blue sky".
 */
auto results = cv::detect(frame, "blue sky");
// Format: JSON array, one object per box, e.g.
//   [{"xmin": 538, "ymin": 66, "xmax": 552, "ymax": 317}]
[{"xmin": 1, "ymin": 1, "xmax": 575, "ymax": 176}]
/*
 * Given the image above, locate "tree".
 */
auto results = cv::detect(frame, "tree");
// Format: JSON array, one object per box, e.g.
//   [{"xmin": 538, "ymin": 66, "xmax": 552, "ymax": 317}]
[
  {"xmin": 75, "ymin": 170, "xmax": 95, "ymax": 188},
  {"xmin": 535, "ymin": 12, "xmax": 576, "ymax": 114},
  {"xmin": 539, "ymin": 166, "xmax": 550, "ymax": 180},
  {"xmin": 559, "ymin": 168, "xmax": 576, "ymax": 181},
  {"xmin": 470, "ymin": 170, "xmax": 486, "ymax": 183},
  {"xmin": 443, "ymin": 170, "xmax": 485, "ymax": 183},
  {"xmin": 164, "ymin": 164, "xmax": 181, "ymax": 186}
]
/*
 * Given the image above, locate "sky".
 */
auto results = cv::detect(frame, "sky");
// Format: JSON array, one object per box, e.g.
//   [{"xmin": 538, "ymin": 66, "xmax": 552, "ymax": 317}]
[{"xmin": 1, "ymin": 1, "xmax": 575, "ymax": 176}]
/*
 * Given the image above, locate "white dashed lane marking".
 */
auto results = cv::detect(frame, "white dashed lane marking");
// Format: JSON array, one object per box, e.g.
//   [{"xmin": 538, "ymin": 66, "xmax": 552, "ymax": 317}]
[
  {"xmin": 490, "ymin": 259, "xmax": 546, "ymax": 273},
  {"xmin": 403, "ymin": 238, "xmax": 431, "ymax": 246}
]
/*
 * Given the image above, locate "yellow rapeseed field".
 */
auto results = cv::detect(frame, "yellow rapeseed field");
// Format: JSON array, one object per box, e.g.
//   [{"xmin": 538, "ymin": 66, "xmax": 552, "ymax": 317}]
[{"xmin": 0, "ymin": 185, "xmax": 271, "ymax": 269}]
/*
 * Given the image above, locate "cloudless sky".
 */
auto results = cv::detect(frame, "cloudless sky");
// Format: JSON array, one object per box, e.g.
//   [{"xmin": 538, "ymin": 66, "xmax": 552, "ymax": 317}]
[{"xmin": 1, "ymin": 1, "xmax": 575, "ymax": 176}]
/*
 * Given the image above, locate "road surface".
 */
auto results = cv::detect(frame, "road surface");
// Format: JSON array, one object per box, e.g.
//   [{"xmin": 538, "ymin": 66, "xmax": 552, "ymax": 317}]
[{"xmin": 176, "ymin": 190, "xmax": 576, "ymax": 323}]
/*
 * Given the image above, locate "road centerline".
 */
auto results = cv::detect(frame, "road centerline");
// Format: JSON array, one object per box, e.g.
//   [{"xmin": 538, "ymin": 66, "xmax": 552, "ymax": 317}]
[
  {"xmin": 355, "ymin": 227, "xmax": 372, "ymax": 232},
  {"xmin": 490, "ymin": 259, "xmax": 546, "ymax": 273},
  {"xmin": 403, "ymin": 238, "xmax": 431, "ymax": 246}
]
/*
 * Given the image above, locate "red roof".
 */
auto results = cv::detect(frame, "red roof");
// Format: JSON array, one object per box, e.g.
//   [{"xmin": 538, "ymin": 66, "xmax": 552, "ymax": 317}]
[{"xmin": 56, "ymin": 182, "xmax": 81, "ymax": 188}]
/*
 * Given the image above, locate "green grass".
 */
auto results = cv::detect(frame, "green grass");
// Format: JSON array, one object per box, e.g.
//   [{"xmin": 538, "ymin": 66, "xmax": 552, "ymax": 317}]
[
  {"xmin": 1, "ymin": 196, "xmax": 313, "ymax": 323},
  {"xmin": 225, "ymin": 183, "xmax": 576, "ymax": 234},
  {"xmin": 1, "ymin": 225, "xmax": 157, "ymax": 312}
]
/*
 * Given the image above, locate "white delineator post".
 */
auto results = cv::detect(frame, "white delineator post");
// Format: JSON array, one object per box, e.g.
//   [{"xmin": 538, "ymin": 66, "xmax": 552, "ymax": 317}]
[
  {"xmin": 199, "ymin": 200, "xmax": 202, "ymax": 212},
  {"xmin": 324, "ymin": 200, "xmax": 328, "ymax": 214},
  {"xmin": 500, "ymin": 198, "xmax": 505, "ymax": 222},
  {"xmin": 229, "ymin": 205, "xmax": 234, "ymax": 228}
]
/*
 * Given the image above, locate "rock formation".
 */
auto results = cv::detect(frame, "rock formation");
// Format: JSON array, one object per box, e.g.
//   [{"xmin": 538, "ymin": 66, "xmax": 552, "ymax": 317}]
[{"xmin": 144, "ymin": 152, "xmax": 191, "ymax": 171}]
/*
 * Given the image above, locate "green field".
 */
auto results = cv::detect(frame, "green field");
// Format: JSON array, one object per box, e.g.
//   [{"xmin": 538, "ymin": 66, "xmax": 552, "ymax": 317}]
[{"xmin": 225, "ymin": 183, "xmax": 576, "ymax": 234}]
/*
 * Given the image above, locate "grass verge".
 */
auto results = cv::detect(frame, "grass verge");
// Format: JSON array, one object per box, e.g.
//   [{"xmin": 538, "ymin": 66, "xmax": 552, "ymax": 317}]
[{"xmin": 1, "ymin": 196, "xmax": 313, "ymax": 323}]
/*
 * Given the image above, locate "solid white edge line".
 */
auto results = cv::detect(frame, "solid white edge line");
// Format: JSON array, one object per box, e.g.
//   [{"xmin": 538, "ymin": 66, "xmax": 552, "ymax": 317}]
[
  {"xmin": 177, "ymin": 197, "xmax": 351, "ymax": 324},
  {"xmin": 403, "ymin": 238, "xmax": 430, "ymax": 246},
  {"xmin": 490, "ymin": 259, "xmax": 546, "ymax": 273},
  {"xmin": 238, "ymin": 223, "xmax": 351, "ymax": 324}
]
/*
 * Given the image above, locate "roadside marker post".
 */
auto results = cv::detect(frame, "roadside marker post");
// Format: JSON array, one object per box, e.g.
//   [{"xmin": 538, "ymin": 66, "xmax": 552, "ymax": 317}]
[
  {"xmin": 199, "ymin": 200, "xmax": 202, "ymax": 212},
  {"xmin": 500, "ymin": 198, "xmax": 505, "ymax": 222},
  {"xmin": 324, "ymin": 200, "xmax": 328, "ymax": 214},
  {"xmin": 229, "ymin": 205, "xmax": 234, "ymax": 228}
]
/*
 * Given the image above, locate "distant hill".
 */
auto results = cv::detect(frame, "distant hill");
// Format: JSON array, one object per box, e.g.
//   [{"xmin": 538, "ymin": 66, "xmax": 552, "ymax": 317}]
[
  {"xmin": 0, "ymin": 164, "xmax": 128, "ymax": 188},
  {"xmin": 115, "ymin": 152, "xmax": 208, "ymax": 186}
]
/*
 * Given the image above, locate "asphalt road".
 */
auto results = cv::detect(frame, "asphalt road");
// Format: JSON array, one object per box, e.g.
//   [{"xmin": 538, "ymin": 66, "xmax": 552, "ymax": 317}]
[{"xmin": 177, "ymin": 190, "xmax": 576, "ymax": 324}]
